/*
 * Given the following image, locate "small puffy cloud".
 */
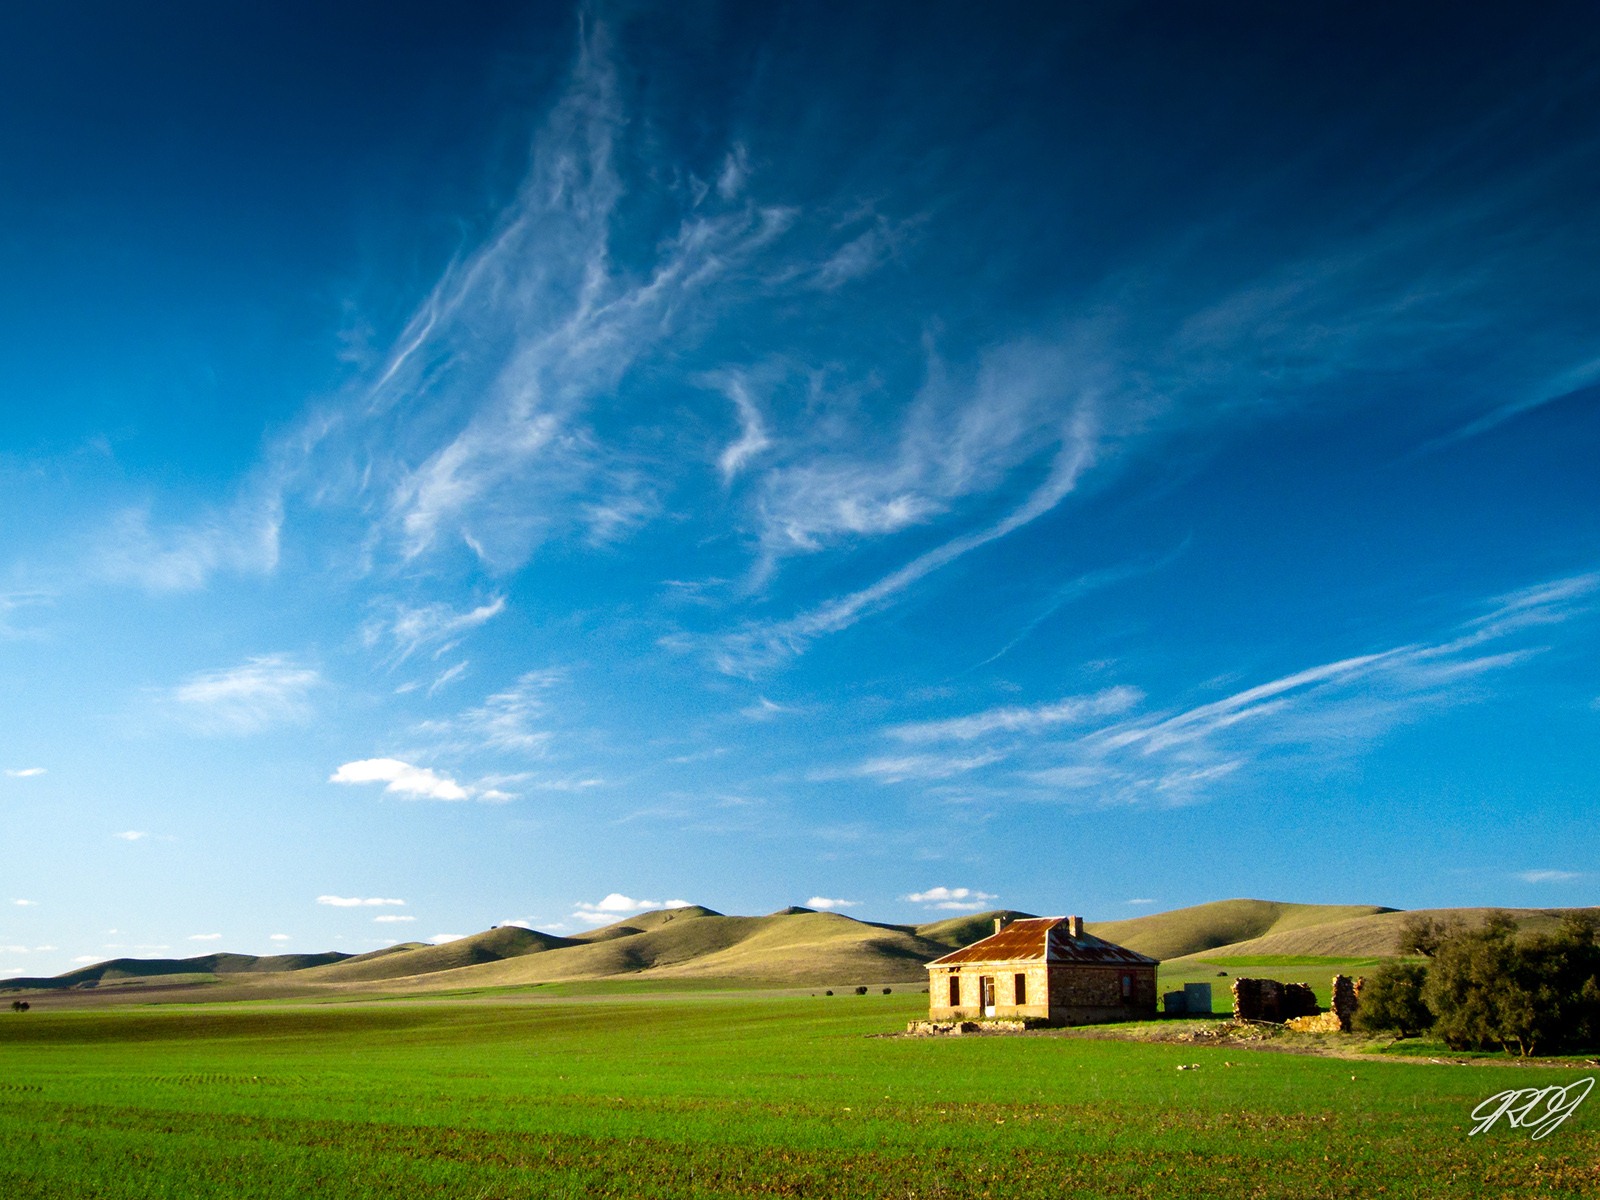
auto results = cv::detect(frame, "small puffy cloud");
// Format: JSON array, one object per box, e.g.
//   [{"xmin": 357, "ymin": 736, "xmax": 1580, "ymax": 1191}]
[
  {"xmin": 188, "ymin": 933, "xmax": 223, "ymax": 942},
  {"xmin": 427, "ymin": 933, "xmax": 467, "ymax": 945},
  {"xmin": 169, "ymin": 655, "xmax": 320, "ymax": 735},
  {"xmin": 374, "ymin": 914, "xmax": 416, "ymax": 923},
  {"xmin": 12, "ymin": 899, "xmax": 37, "ymax": 906},
  {"xmin": 316, "ymin": 895, "xmax": 406, "ymax": 908},
  {"xmin": 806, "ymin": 897, "xmax": 859, "ymax": 910},
  {"xmin": 113, "ymin": 831, "xmax": 149, "ymax": 841},
  {"xmin": 5, "ymin": 767, "xmax": 45, "ymax": 778},
  {"xmin": 905, "ymin": 886, "xmax": 999, "ymax": 911},
  {"xmin": 268, "ymin": 934, "xmax": 291, "ymax": 941},
  {"xmin": 330, "ymin": 758, "xmax": 470, "ymax": 802},
  {"xmin": 71, "ymin": 954, "xmax": 99, "ymax": 964},
  {"xmin": 570, "ymin": 894, "xmax": 691, "ymax": 925},
  {"xmin": 1516, "ymin": 869, "xmax": 1582, "ymax": 883}
]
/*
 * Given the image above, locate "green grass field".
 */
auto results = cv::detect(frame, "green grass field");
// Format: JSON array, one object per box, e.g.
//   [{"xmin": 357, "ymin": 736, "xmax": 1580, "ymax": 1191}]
[{"xmin": 2, "ymin": 991, "xmax": 1596, "ymax": 1198}]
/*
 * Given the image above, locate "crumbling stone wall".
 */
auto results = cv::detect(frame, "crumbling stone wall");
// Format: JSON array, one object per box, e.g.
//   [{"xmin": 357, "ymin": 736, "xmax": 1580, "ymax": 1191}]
[
  {"xmin": 1231, "ymin": 977, "xmax": 1320, "ymax": 1022},
  {"xmin": 1284, "ymin": 974, "xmax": 1366, "ymax": 1032}
]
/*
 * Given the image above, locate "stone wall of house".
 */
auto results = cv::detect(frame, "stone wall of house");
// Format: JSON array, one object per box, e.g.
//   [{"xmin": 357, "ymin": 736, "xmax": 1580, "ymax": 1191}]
[{"xmin": 1230, "ymin": 977, "xmax": 1320, "ymax": 1022}]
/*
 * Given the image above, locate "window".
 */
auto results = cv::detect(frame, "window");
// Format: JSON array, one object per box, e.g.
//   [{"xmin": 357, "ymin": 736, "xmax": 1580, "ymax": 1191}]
[
  {"xmin": 949, "ymin": 974, "xmax": 960, "ymax": 1006},
  {"xmin": 1121, "ymin": 973, "xmax": 1134, "ymax": 999},
  {"xmin": 1014, "ymin": 973, "xmax": 1027, "ymax": 1005}
]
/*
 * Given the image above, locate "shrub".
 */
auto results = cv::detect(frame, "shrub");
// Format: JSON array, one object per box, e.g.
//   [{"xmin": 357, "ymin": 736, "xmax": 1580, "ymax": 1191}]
[
  {"xmin": 854, "ymin": 986, "xmax": 868, "ymax": 996},
  {"xmin": 1422, "ymin": 911, "xmax": 1600, "ymax": 1056},
  {"xmin": 1353, "ymin": 961, "xmax": 1430, "ymax": 1038},
  {"xmin": 824, "ymin": 990, "xmax": 833, "ymax": 996},
  {"xmin": 882, "ymin": 987, "xmax": 892, "ymax": 995}
]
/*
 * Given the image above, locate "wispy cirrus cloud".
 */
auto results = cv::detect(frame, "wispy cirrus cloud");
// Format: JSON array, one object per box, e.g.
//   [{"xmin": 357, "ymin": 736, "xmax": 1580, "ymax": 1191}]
[
  {"xmin": 418, "ymin": 671, "xmax": 565, "ymax": 758},
  {"xmin": 1014, "ymin": 571, "xmax": 1600, "ymax": 805},
  {"xmin": 5, "ymin": 767, "xmax": 45, "ymax": 778},
  {"xmin": 0, "ymin": 591, "xmax": 52, "ymax": 639},
  {"xmin": 364, "ymin": 595, "xmax": 506, "ymax": 664},
  {"xmin": 316, "ymin": 895, "xmax": 406, "ymax": 908},
  {"xmin": 888, "ymin": 687, "xmax": 1143, "ymax": 743},
  {"xmin": 1515, "ymin": 869, "xmax": 1582, "ymax": 884},
  {"xmin": 713, "ymin": 374, "xmax": 773, "ymax": 483},
  {"xmin": 96, "ymin": 494, "xmax": 281, "ymax": 593},
  {"xmin": 166, "ymin": 655, "xmax": 320, "ymax": 735}
]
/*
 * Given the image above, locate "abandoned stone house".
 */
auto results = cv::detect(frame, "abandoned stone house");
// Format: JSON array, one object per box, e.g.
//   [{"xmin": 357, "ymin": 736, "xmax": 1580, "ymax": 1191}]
[{"xmin": 925, "ymin": 916, "xmax": 1158, "ymax": 1025}]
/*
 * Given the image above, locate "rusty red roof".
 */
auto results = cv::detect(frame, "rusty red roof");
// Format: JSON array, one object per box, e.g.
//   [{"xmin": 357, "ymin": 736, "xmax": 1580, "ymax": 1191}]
[{"xmin": 926, "ymin": 917, "xmax": 1157, "ymax": 968}]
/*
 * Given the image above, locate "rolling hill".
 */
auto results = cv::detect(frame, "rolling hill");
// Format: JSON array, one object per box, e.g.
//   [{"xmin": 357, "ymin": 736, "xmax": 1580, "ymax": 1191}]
[
  {"xmin": 7, "ymin": 899, "xmax": 1597, "ymax": 999},
  {"xmin": 1085, "ymin": 899, "xmax": 1397, "ymax": 961}
]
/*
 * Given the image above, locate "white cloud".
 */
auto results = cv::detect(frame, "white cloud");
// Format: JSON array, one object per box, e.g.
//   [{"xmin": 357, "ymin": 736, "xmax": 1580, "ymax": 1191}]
[
  {"xmin": 1124, "ymin": 898, "xmax": 1156, "ymax": 906},
  {"xmin": 316, "ymin": 895, "xmax": 406, "ymax": 908},
  {"xmin": 420, "ymin": 671, "xmax": 562, "ymax": 756},
  {"xmin": 1013, "ymin": 571, "xmax": 1600, "ymax": 807},
  {"xmin": 428, "ymin": 661, "xmax": 469, "ymax": 696},
  {"xmin": 570, "ymin": 894, "xmax": 691, "ymax": 925},
  {"xmin": 427, "ymin": 933, "xmax": 467, "ymax": 945},
  {"xmin": 12, "ymin": 899, "xmax": 37, "ymax": 907},
  {"xmin": 906, "ymin": 886, "xmax": 998, "ymax": 911},
  {"xmin": 374, "ymin": 914, "xmax": 416, "ymax": 923},
  {"xmin": 112, "ymin": 831, "xmax": 149, "ymax": 841},
  {"xmin": 842, "ymin": 752, "xmax": 1005, "ymax": 784},
  {"xmin": 805, "ymin": 897, "xmax": 858, "ymax": 910},
  {"xmin": 715, "ymin": 420, "xmax": 1098, "ymax": 675},
  {"xmin": 889, "ymin": 688, "xmax": 1143, "ymax": 743},
  {"xmin": 330, "ymin": 758, "xmax": 470, "ymax": 802},
  {"xmin": 366, "ymin": 596, "xmax": 506, "ymax": 663},
  {"xmin": 268, "ymin": 934, "xmax": 291, "ymax": 941},
  {"xmin": 1516, "ymin": 869, "xmax": 1582, "ymax": 884},
  {"xmin": 740, "ymin": 696, "xmax": 793, "ymax": 721},
  {"xmin": 0, "ymin": 591, "xmax": 52, "ymax": 640},
  {"xmin": 71, "ymin": 955, "xmax": 99, "ymax": 964},
  {"xmin": 97, "ymin": 497, "xmax": 281, "ymax": 593},
  {"xmin": 168, "ymin": 655, "xmax": 320, "ymax": 735},
  {"xmin": 188, "ymin": 933, "xmax": 223, "ymax": 942},
  {"xmin": 714, "ymin": 376, "xmax": 772, "ymax": 483},
  {"xmin": 5, "ymin": 767, "xmax": 45, "ymax": 778}
]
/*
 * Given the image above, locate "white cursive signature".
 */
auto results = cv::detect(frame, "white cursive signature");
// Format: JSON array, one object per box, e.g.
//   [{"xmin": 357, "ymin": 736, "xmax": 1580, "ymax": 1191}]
[{"xmin": 1468, "ymin": 1077, "xmax": 1594, "ymax": 1140}]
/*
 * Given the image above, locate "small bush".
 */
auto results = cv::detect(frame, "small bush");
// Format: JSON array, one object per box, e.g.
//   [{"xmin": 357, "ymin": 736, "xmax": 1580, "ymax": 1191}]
[
  {"xmin": 854, "ymin": 986, "xmax": 868, "ymax": 996},
  {"xmin": 1354, "ymin": 961, "xmax": 1430, "ymax": 1038},
  {"xmin": 824, "ymin": 990, "xmax": 833, "ymax": 996},
  {"xmin": 882, "ymin": 987, "xmax": 892, "ymax": 995}
]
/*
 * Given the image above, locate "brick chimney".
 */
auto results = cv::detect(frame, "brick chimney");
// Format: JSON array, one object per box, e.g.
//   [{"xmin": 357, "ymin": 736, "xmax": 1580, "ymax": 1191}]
[{"xmin": 1067, "ymin": 915, "xmax": 1083, "ymax": 937}]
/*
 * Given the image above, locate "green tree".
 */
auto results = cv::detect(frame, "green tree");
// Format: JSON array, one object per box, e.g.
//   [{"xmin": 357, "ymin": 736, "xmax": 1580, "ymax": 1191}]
[
  {"xmin": 1353, "ymin": 961, "xmax": 1430, "ymax": 1038},
  {"xmin": 1421, "ymin": 910, "xmax": 1600, "ymax": 1056}
]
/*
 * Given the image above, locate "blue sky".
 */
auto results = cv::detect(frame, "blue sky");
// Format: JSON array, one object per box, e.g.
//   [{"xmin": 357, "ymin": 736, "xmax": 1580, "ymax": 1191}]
[{"xmin": 3, "ymin": 3, "xmax": 1599, "ymax": 977}]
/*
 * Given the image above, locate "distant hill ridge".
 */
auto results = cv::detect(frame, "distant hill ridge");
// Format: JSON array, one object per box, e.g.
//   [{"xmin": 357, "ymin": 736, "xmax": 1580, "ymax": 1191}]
[{"xmin": 5, "ymin": 899, "xmax": 1594, "ymax": 996}]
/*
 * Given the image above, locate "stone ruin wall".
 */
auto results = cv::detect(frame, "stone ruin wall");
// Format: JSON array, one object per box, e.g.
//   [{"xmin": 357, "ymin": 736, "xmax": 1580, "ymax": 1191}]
[{"xmin": 1233, "ymin": 973, "xmax": 1365, "ymax": 1031}]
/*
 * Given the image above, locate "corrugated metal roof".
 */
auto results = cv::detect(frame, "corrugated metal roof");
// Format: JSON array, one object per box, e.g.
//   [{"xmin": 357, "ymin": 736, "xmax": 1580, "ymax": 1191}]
[{"xmin": 926, "ymin": 917, "xmax": 1158, "ymax": 967}]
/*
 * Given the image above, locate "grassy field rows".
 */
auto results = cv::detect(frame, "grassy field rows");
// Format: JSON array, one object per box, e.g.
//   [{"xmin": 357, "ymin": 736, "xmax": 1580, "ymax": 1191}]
[{"xmin": 1, "ymin": 992, "xmax": 1596, "ymax": 1198}]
